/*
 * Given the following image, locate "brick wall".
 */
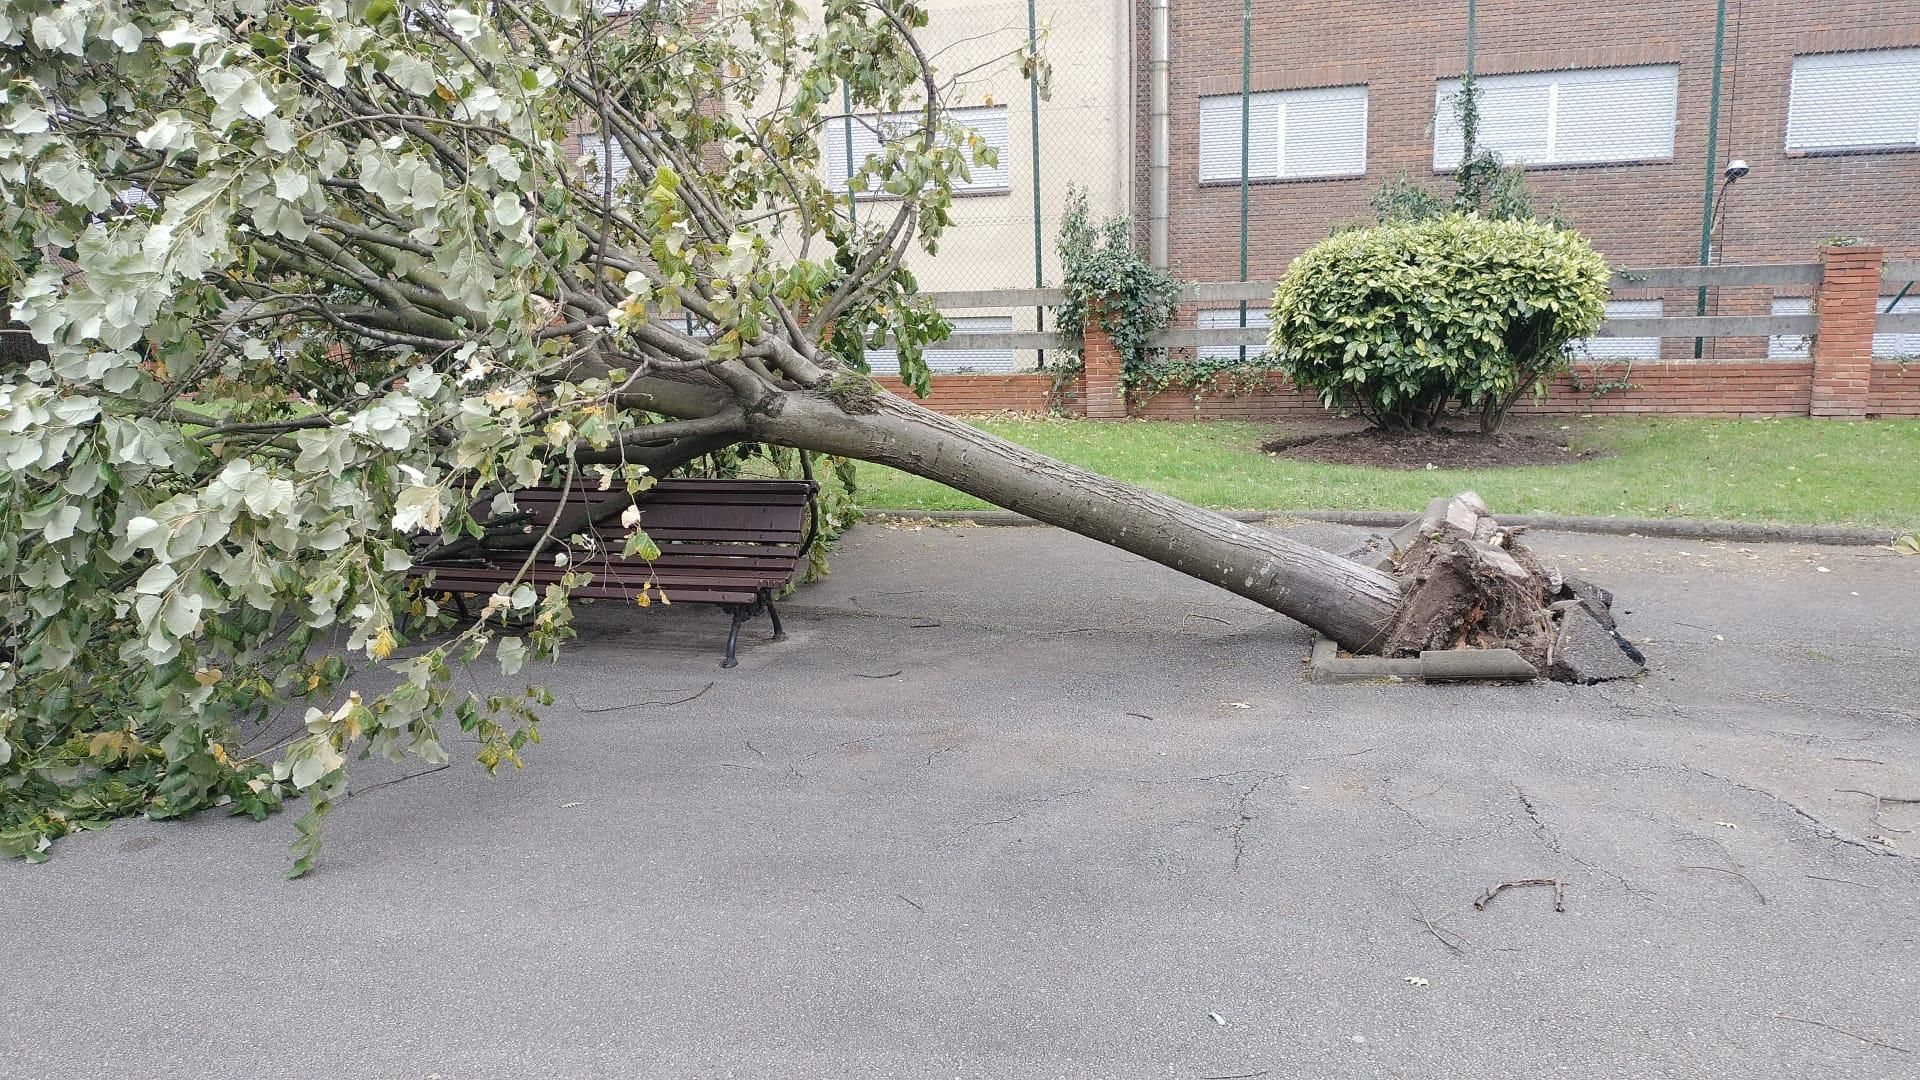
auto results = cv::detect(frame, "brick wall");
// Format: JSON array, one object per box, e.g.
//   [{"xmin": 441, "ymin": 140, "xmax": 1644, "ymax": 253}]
[
  {"xmin": 1135, "ymin": 1, "xmax": 1920, "ymax": 362},
  {"xmin": 884, "ymin": 360, "xmax": 1920, "ymax": 419},
  {"xmin": 875, "ymin": 373, "xmax": 1061, "ymax": 414},
  {"xmin": 1809, "ymin": 245, "xmax": 1884, "ymax": 416},
  {"xmin": 1868, "ymin": 363, "xmax": 1920, "ymax": 418},
  {"xmin": 1521, "ymin": 363, "xmax": 1814, "ymax": 416}
]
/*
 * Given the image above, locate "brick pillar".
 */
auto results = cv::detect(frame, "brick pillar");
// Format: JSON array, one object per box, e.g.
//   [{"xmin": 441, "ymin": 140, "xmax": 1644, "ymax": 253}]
[
  {"xmin": 1809, "ymin": 244, "xmax": 1884, "ymax": 418},
  {"xmin": 1081, "ymin": 302, "xmax": 1127, "ymax": 420}
]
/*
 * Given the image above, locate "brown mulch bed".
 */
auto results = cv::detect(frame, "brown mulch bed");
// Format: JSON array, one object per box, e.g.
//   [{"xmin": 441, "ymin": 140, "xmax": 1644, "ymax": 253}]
[{"xmin": 1260, "ymin": 425, "xmax": 1608, "ymax": 470}]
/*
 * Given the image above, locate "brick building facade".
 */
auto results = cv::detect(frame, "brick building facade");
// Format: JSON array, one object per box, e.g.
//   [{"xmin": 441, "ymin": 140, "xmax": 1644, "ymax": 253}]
[{"xmin": 1137, "ymin": 1, "xmax": 1920, "ymax": 279}]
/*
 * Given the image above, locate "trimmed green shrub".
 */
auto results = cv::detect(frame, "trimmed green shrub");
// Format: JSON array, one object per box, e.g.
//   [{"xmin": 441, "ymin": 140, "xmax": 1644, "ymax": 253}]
[{"xmin": 1269, "ymin": 214, "xmax": 1610, "ymax": 433}]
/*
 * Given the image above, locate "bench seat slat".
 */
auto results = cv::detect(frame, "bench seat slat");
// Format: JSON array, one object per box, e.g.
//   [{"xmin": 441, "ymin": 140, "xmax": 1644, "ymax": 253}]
[{"xmin": 413, "ymin": 565, "xmax": 794, "ymax": 589}]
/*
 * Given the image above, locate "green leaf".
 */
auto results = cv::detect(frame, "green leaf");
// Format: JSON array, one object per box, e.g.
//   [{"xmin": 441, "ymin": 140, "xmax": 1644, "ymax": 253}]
[{"xmin": 496, "ymin": 636, "xmax": 527, "ymax": 677}]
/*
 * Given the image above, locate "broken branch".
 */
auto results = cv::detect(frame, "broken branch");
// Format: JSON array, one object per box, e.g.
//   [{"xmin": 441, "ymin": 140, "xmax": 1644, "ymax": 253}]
[{"xmin": 1474, "ymin": 877, "xmax": 1566, "ymax": 912}]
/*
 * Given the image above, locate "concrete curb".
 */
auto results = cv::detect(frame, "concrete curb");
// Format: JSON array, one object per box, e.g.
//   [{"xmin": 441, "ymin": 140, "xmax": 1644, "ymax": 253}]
[
  {"xmin": 1304, "ymin": 636, "xmax": 1540, "ymax": 684},
  {"xmin": 859, "ymin": 507, "xmax": 1900, "ymax": 546}
]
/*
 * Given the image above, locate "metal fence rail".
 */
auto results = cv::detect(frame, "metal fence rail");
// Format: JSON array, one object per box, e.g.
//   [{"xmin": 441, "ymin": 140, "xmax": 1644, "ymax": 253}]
[{"xmin": 915, "ymin": 263, "xmax": 1882, "ymax": 351}]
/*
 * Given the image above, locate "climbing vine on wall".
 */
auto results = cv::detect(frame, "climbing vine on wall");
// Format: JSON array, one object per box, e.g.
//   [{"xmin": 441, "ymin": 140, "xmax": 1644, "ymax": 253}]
[{"xmin": 1053, "ymin": 187, "xmax": 1181, "ymax": 392}]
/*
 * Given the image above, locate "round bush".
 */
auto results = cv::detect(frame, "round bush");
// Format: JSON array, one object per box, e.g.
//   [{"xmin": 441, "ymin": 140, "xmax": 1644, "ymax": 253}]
[{"xmin": 1269, "ymin": 214, "xmax": 1609, "ymax": 432}]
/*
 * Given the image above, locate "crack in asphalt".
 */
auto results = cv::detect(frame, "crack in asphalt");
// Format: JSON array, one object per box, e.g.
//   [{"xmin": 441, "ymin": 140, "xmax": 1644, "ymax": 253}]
[
  {"xmin": 1630, "ymin": 762, "xmax": 1920, "ymax": 865},
  {"xmin": 1192, "ymin": 771, "xmax": 1285, "ymax": 872},
  {"xmin": 942, "ymin": 788, "xmax": 1092, "ymax": 844},
  {"xmin": 1514, "ymin": 785, "xmax": 1657, "ymax": 900}
]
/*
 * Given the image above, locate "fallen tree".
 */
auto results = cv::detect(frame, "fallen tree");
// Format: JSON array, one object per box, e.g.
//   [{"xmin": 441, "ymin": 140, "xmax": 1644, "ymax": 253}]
[{"xmin": 0, "ymin": 0, "xmax": 1630, "ymax": 868}]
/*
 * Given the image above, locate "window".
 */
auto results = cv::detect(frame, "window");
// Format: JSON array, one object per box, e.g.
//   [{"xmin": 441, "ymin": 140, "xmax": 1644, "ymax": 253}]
[
  {"xmin": 1197, "ymin": 86, "xmax": 1368, "ymax": 183},
  {"xmin": 580, "ymin": 133, "xmax": 633, "ymax": 189},
  {"xmin": 1770, "ymin": 296, "xmax": 1920, "ymax": 359},
  {"xmin": 1195, "ymin": 307, "xmax": 1272, "ymax": 361},
  {"xmin": 1576, "ymin": 300, "xmax": 1663, "ymax": 360},
  {"xmin": 865, "ymin": 316, "xmax": 1015, "ymax": 374},
  {"xmin": 1787, "ymin": 49, "xmax": 1920, "ymax": 152},
  {"xmin": 1434, "ymin": 66, "xmax": 1677, "ymax": 169},
  {"xmin": 826, "ymin": 105, "xmax": 1010, "ymax": 195}
]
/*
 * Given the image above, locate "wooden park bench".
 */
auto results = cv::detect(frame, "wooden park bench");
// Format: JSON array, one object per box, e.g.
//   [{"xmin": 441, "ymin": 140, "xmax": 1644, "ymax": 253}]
[{"xmin": 409, "ymin": 478, "xmax": 818, "ymax": 667}]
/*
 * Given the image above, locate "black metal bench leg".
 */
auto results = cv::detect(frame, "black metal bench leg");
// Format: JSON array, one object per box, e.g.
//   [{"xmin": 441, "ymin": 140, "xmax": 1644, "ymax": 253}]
[
  {"xmin": 453, "ymin": 593, "xmax": 470, "ymax": 619},
  {"xmin": 721, "ymin": 605, "xmax": 749, "ymax": 668},
  {"xmin": 763, "ymin": 589, "xmax": 787, "ymax": 643}
]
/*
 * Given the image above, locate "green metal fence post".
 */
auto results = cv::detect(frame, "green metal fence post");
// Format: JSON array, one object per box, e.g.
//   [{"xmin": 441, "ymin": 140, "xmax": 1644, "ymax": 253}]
[
  {"xmin": 1466, "ymin": 0, "xmax": 1476, "ymax": 77},
  {"xmin": 842, "ymin": 82, "xmax": 857, "ymax": 227},
  {"xmin": 1237, "ymin": 0, "xmax": 1251, "ymax": 362},
  {"xmin": 1695, "ymin": 0, "xmax": 1727, "ymax": 358},
  {"xmin": 1029, "ymin": 0, "xmax": 1045, "ymax": 367}
]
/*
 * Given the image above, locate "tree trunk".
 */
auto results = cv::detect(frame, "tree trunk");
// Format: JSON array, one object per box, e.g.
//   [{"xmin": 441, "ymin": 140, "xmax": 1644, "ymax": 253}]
[{"xmin": 750, "ymin": 390, "xmax": 1404, "ymax": 652}]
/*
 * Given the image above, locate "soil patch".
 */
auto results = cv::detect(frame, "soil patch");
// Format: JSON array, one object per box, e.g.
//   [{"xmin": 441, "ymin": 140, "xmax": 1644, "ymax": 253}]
[{"xmin": 1262, "ymin": 426, "xmax": 1607, "ymax": 470}]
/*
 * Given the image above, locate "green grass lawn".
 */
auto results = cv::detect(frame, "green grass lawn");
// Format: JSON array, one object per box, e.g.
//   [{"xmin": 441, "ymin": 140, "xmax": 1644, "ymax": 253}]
[{"xmin": 852, "ymin": 417, "xmax": 1920, "ymax": 528}]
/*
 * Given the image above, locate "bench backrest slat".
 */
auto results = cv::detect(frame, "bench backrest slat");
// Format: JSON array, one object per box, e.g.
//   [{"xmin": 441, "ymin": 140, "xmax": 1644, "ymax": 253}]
[{"xmin": 419, "ymin": 478, "xmax": 816, "ymax": 602}]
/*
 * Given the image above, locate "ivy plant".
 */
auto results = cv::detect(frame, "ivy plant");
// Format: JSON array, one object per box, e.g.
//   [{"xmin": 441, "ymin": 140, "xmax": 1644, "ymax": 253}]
[{"xmin": 1052, "ymin": 186, "xmax": 1181, "ymax": 392}]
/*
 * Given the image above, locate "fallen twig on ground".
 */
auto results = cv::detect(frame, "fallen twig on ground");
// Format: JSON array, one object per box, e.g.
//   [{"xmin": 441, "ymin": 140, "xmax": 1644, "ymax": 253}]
[
  {"xmin": 1680, "ymin": 864, "xmax": 1768, "ymax": 904},
  {"xmin": 1474, "ymin": 877, "xmax": 1566, "ymax": 912},
  {"xmin": 1838, "ymin": 788, "xmax": 1920, "ymax": 843},
  {"xmin": 1409, "ymin": 911, "xmax": 1472, "ymax": 956},
  {"xmin": 1771, "ymin": 1012, "xmax": 1910, "ymax": 1053},
  {"xmin": 347, "ymin": 763, "xmax": 451, "ymax": 799},
  {"xmin": 1804, "ymin": 873, "xmax": 1877, "ymax": 889},
  {"xmin": 854, "ymin": 670, "xmax": 904, "ymax": 680},
  {"xmin": 581, "ymin": 682, "xmax": 715, "ymax": 712}
]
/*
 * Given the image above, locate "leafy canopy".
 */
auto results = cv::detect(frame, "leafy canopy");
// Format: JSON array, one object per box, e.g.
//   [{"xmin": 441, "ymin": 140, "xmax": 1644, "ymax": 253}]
[
  {"xmin": 1269, "ymin": 214, "xmax": 1610, "ymax": 433},
  {"xmin": 0, "ymin": 0, "xmax": 1017, "ymax": 870}
]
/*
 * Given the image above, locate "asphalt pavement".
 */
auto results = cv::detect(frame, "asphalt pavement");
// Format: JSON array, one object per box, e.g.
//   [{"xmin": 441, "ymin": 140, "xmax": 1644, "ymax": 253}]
[{"xmin": 4, "ymin": 520, "xmax": 1918, "ymax": 1079}]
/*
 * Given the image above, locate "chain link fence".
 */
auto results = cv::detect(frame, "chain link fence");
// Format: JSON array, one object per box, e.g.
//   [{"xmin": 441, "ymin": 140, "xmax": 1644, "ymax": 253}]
[{"xmin": 854, "ymin": 0, "xmax": 1919, "ymax": 369}]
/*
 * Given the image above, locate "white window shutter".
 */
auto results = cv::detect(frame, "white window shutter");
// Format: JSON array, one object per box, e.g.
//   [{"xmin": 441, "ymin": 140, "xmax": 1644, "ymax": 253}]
[
  {"xmin": 1436, "ymin": 66, "xmax": 1674, "ymax": 168},
  {"xmin": 1552, "ymin": 67, "xmax": 1677, "ymax": 164},
  {"xmin": 1787, "ymin": 49, "xmax": 1920, "ymax": 151},
  {"xmin": 1200, "ymin": 88, "xmax": 1361, "ymax": 182},
  {"xmin": 1769, "ymin": 297, "xmax": 1813, "ymax": 359},
  {"xmin": 829, "ymin": 107, "xmax": 1009, "ymax": 193},
  {"xmin": 1246, "ymin": 99, "xmax": 1282, "ymax": 178},
  {"xmin": 867, "ymin": 316, "xmax": 1015, "ymax": 375},
  {"xmin": 825, "ymin": 115, "xmax": 884, "ymax": 190},
  {"xmin": 930, "ymin": 316, "xmax": 1015, "ymax": 372},
  {"xmin": 1197, "ymin": 96, "xmax": 1243, "ymax": 182},
  {"xmin": 1436, "ymin": 74, "xmax": 1552, "ymax": 168},
  {"xmin": 1581, "ymin": 299, "xmax": 1662, "ymax": 360},
  {"xmin": 948, "ymin": 106, "xmax": 1011, "ymax": 192},
  {"xmin": 1773, "ymin": 294, "xmax": 1920, "ymax": 359},
  {"xmin": 1198, "ymin": 95, "xmax": 1281, "ymax": 182},
  {"xmin": 1196, "ymin": 307, "xmax": 1272, "ymax": 361},
  {"xmin": 581, "ymin": 133, "xmax": 632, "ymax": 189},
  {"xmin": 1282, "ymin": 86, "xmax": 1368, "ymax": 177},
  {"xmin": 1879, "ymin": 293, "xmax": 1920, "ymax": 359}
]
